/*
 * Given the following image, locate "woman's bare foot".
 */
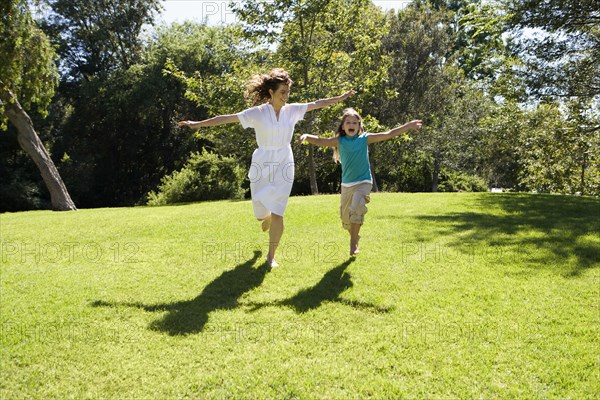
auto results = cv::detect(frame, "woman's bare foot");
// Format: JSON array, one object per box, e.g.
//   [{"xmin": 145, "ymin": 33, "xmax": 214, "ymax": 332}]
[{"xmin": 261, "ymin": 214, "xmax": 272, "ymax": 232}]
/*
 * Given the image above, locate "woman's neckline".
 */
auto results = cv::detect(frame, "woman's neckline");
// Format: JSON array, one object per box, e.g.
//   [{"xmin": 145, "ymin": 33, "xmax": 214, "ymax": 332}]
[{"xmin": 267, "ymin": 102, "xmax": 284, "ymax": 122}]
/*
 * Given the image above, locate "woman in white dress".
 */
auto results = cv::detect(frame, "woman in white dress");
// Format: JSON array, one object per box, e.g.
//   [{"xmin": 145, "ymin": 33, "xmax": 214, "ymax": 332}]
[{"xmin": 178, "ymin": 69, "xmax": 354, "ymax": 267}]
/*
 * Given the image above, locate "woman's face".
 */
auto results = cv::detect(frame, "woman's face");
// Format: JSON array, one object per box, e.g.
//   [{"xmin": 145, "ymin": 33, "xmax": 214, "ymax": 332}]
[
  {"xmin": 343, "ymin": 115, "xmax": 361, "ymax": 136},
  {"xmin": 270, "ymin": 84, "xmax": 290, "ymax": 105}
]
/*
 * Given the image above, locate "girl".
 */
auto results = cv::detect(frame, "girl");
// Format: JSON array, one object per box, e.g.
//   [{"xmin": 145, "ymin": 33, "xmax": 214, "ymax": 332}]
[
  {"xmin": 299, "ymin": 108, "xmax": 422, "ymax": 256},
  {"xmin": 178, "ymin": 69, "xmax": 354, "ymax": 267}
]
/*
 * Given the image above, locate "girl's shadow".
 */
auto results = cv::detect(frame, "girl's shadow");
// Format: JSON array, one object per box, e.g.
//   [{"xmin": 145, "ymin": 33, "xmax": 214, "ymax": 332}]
[
  {"xmin": 92, "ymin": 250, "xmax": 268, "ymax": 336},
  {"xmin": 248, "ymin": 257, "xmax": 392, "ymax": 313}
]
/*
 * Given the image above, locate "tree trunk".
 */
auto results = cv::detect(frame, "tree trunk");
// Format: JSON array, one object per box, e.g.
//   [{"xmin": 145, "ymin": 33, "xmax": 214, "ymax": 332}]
[
  {"xmin": 368, "ymin": 144, "xmax": 378, "ymax": 192},
  {"xmin": 3, "ymin": 89, "xmax": 77, "ymax": 211},
  {"xmin": 432, "ymin": 152, "xmax": 440, "ymax": 192},
  {"xmin": 304, "ymin": 112, "xmax": 319, "ymax": 195},
  {"xmin": 580, "ymin": 152, "xmax": 586, "ymax": 195},
  {"xmin": 308, "ymin": 144, "xmax": 319, "ymax": 195}
]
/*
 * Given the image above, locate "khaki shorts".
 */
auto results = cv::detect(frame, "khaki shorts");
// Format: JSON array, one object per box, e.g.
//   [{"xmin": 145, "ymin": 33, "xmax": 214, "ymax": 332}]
[{"xmin": 340, "ymin": 183, "xmax": 372, "ymax": 230}]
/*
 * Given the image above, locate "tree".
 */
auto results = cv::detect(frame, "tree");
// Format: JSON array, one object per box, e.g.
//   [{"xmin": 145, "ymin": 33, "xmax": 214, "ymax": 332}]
[
  {"xmin": 39, "ymin": 0, "xmax": 168, "ymax": 207},
  {"xmin": 0, "ymin": 0, "xmax": 76, "ymax": 211},
  {"xmin": 479, "ymin": 101, "xmax": 525, "ymax": 189}
]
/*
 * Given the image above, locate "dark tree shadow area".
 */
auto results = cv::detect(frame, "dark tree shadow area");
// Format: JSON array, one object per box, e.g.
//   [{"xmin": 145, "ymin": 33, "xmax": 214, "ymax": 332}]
[
  {"xmin": 411, "ymin": 193, "xmax": 599, "ymax": 277},
  {"xmin": 92, "ymin": 250, "xmax": 269, "ymax": 335},
  {"xmin": 248, "ymin": 257, "xmax": 392, "ymax": 313}
]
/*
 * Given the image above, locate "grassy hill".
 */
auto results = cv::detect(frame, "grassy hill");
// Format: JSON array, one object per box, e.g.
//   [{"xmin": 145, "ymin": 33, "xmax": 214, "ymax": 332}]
[{"xmin": 1, "ymin": 193, "xmax": 599, "ymax": 398}]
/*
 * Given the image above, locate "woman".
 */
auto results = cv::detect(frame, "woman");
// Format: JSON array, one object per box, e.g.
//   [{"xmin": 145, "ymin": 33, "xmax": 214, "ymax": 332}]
[{"xmin": 178, "ymin": 68, "xmax": 354, "ymax": 267}]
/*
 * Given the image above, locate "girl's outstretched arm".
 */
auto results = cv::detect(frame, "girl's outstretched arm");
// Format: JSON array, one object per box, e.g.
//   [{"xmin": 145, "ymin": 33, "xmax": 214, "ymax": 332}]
[
  {"xmin": 306, "ymin": 90, "xmax": 355, "ymax": 112},
  {"xmin": 367, "ymin": 120, "xmax": 423, "ymax": 144},
  {"xmin": 299, "ymin": 134, "xmax": 339, "ymax": 147},
  {"xmin": 177, "ymin": 114, "xmax": 240, "ymax": 129}
]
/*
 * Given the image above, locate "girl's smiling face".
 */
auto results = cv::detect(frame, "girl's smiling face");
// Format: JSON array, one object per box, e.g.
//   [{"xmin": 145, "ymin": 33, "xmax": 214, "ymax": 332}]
[{"xmin": 343, "ymin": 115, "xmax": 361, "ymax": 136}]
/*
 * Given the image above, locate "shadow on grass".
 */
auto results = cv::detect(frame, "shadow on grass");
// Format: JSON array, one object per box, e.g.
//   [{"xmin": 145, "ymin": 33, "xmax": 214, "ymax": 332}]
[
  {"xmin": 248, "ymin": 257, "xmax": 392, "ymax": 313},
  {"xmin": 411, "ymin": 193, "xmax": 600, "ymax": 277},
  {"xmin": 91, "ymin": 250, "xmax": 268, "ymax": 335}
]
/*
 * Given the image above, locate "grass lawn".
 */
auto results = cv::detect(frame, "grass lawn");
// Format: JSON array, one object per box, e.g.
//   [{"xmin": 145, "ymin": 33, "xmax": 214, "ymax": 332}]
[{"xmin": 1, "ymin": 192, "xmax": 599, "ymax": 399}]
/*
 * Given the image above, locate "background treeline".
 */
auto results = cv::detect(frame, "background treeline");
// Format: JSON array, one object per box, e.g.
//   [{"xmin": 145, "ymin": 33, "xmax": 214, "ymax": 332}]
[{"xmin": 1, "ymin": 0, "xmax": 598, "ymax": 211}]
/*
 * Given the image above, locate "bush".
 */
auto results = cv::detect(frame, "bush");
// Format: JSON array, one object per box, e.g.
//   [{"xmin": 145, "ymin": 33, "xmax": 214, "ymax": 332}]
[
  {"xmin": 147, "ymin": 150, "xmax": 245, "ymax": 205},
  {"xmin": 438, "ymin": 169, "xmax": 488, "ymax": 192}
]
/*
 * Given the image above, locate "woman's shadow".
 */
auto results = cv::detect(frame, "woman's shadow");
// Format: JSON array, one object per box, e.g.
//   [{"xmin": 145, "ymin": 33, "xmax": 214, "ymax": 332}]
[
  {"xmin": 92, "ymin": 250, "xmax": 268, "ymax": 336},
  {"xmin": 248, "ymin": 257, "xmax": 392, "ymax": 313}
]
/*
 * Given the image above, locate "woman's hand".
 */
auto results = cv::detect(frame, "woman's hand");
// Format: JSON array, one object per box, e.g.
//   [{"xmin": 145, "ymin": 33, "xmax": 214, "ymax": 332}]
[
  {"xmin": 177, "ymin": 120, "xmax": 195, "ymax": 128},
  {"xmin": 340, "ymin": 90, "xmax": 356, "ymax": 100}
]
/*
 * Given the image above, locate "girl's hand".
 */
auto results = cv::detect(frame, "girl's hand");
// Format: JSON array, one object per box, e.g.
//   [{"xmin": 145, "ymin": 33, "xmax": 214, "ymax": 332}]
[{"xmin": 298, "ymin": 134, "xmax": 309, "ymax": 144}]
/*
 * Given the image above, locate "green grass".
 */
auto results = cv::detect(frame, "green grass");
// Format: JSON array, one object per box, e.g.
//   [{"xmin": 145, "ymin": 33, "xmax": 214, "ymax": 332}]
[{"xmin": 1, "ymin": 193, "xmax": 599, "ymax": 399}]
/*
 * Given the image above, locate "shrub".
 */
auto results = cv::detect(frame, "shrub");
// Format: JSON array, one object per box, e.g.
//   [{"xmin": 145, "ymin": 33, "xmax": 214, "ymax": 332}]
[
  {"xmin": 438, "ymin": 169, "xmax": 488, "ymax": 192},
  {"xmin": 147, "ymin": 149, "xmax": 245, "ymax": 205}
]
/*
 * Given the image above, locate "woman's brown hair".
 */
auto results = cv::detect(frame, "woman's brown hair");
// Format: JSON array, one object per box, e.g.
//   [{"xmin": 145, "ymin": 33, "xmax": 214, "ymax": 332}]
[{"xmin": 245, "ymin": 68, "xmax": 293, "ymax": 106}]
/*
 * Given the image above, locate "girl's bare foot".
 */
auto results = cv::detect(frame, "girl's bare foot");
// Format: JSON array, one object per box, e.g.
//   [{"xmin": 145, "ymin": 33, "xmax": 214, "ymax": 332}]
[
  {"xmin": 261, "ymin": 214, "xmax": 272, "ymax": 232},
  {"xmin": 350, "ymin": 234, "xmax": 360, "ymax": 256}
]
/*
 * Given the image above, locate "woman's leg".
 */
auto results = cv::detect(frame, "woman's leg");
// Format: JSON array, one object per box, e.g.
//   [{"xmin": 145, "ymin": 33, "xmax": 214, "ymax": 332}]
[
  {"xmin": 260, "ymin": 213, "xmax": 272, "ymax": 232},
  {"xmin": 267, "ymin": 213, "xmax": 284, "ymax": 266}
]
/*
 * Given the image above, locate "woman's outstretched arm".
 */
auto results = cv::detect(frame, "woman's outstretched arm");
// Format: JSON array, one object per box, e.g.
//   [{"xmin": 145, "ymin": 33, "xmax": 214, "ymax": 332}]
[
  {"xmin": 177, "ymin": 114, "xmax": 240, "ymax": 129},
  {"xmin": 299, "ymin": 134, "xmax": 339, "ymax": 147},
  {"xmin": 306, "ymin": 90, "xmax": 355, "ymax": 112}
]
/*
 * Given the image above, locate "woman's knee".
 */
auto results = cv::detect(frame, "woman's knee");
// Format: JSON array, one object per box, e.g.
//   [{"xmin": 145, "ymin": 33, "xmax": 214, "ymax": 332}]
[{"xmin": 271, "ymin": 213, "xmax": 284, "ymax": 222}]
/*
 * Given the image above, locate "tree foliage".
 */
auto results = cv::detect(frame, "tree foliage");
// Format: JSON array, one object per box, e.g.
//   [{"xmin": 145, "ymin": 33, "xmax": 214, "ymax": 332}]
[
  {"xmin": 42, "ymin": 0, "xmax": 162, "ymax": 79},
  {"xmin": 0, "ymin": 0, "xmax": 58, "ymax": 127},
  {"xmin": 503, "ymin": 0, "xmax": 599, "ymax": 100}
]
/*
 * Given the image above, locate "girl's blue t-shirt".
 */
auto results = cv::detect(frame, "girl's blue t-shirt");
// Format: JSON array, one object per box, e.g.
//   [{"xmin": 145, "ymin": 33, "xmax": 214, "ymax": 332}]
[{"xmin": 338, "ymin": 133, "xmax": 372, "ymax": 186}]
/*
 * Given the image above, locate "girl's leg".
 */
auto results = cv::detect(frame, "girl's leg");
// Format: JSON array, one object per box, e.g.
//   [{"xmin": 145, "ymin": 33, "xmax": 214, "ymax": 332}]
[
  {"xmin": 350, "ymin": 223, "xmax": 361, "ymax": 256},
  {"xmin": 267, "ymin": 213, "xmax": 284, "ymax": 266},
  {"xmin": 348, "ymin": 183, "xmax": 371, "ymax": 256}
]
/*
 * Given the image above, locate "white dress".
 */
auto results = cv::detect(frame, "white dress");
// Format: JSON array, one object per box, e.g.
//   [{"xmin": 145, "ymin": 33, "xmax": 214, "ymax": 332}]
[{"xmin": 237, "ymin": 103, "xmax": 308, "ymax": 219}]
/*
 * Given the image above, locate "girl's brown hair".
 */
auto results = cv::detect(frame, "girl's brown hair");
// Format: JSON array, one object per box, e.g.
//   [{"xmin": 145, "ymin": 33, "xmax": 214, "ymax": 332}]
[
  {"xmin": 245, "ymin": 68, "xmax": 293, "ymax": 106},
  {"xmin": 333, "ymin": 108, "xmax": 364, "ymax": 163}
]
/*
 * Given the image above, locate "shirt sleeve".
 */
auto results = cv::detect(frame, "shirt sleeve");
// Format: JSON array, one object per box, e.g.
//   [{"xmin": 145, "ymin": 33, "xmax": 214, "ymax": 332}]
[
  {"xmin": 237, "ymin": 106, "xmax": 259, "ymax": 129},
  {"xmin": 287, "ymin": 103, "xmax": 308, "ymax": 126}
]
